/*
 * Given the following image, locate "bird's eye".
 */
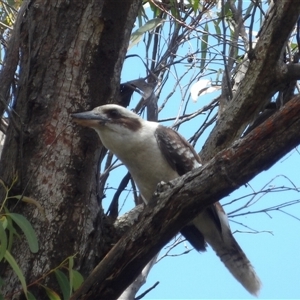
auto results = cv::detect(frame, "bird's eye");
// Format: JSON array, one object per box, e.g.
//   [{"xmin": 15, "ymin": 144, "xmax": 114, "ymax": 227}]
[{"xmin": 108, "ymin": 109, "xmax": 121, "ymax": 118}]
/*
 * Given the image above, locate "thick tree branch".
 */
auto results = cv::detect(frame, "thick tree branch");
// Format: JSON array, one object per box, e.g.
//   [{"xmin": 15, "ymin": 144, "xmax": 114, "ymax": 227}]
[
  {"xmin": 201, "ymin": 0, "xmax": 300, "ymax": 160},
  {"xmin": 72, "ymin": 95, "xmax": 300, "ymax": 299}
]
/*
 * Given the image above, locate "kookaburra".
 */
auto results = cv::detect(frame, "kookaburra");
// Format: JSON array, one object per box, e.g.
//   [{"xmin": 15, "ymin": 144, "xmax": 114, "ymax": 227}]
[{"xmin": 72, "ymin": 104, "xmax": 261, "ymax": 295}]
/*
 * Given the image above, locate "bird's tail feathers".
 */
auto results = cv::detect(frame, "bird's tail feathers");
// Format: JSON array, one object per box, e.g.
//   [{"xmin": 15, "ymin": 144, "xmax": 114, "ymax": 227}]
[
  {"xmin": 192, "ymin": 208, "xmax": 261, "ymax": 296},
  {"xmin": 210, "ymin": 232, "xmax": 261, "ymax": 296}
]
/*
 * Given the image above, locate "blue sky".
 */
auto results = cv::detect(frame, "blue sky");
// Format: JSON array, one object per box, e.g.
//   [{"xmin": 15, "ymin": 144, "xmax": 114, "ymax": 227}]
[{"xmin": 102, "ymin": 3, "xmax": 300, "ymax": 299}]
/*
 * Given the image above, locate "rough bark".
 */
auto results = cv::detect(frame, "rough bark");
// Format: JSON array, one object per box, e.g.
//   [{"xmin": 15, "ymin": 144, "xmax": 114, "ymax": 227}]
[
  {"xmin": 72, "ymin": 95, "xmax": 300, "ymax": 299},
  {"xmin": 0, "ymin": 0, "xmax": 140, "ymax": 298}
]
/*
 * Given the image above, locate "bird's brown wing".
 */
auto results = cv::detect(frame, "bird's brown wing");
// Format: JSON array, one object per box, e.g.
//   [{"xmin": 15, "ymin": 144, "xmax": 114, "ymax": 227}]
[{"xmin": 155, "ymin": 125, "xmax": 222, "ymax": 251}]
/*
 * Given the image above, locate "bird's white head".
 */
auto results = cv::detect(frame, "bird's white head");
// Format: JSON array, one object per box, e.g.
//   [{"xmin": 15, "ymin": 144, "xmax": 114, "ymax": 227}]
[
  {"xmin": 72, "ymin": 104, "xmax": 142, "ymax": 132},
  {"xmin": 71, "ymin": 104, "xmax": 148, "ymax": 154}
]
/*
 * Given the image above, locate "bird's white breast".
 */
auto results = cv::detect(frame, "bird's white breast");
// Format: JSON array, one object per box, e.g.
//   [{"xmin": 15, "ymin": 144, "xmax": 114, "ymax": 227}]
[{"xmin": 96, "ymin": 121, "xmax": 179, "ymax": 202}]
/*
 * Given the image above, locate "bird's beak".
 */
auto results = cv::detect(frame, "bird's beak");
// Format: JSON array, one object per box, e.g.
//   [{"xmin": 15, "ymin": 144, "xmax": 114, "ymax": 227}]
[{"xmin": 71, "ymin": 111, "xmax": 109, "ymax": 127}]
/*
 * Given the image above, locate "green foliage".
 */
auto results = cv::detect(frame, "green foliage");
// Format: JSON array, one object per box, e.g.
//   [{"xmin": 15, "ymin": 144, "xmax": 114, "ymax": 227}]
[
  {"xmin": 54, "ymin": 256, "xmax": 84, "ymax": 299},
  {"xmin": 129, "ymin": 18, "xmax": 164, "ymax": 49},
  {"xmin": 70, "ymin": 270, "xmax": 84, "ymax": 291},
  {"xmin": 0, "ymin": 178, "xmax": 83, "ymax": 299},
  {"xmin": 48, "ymin": 256, "xmax": 84, "ymax": 300},
  {"xmin": 26, "ymin": 291, "xmax": 37, "ymax": 300},
  {"xmin": 42, "ymin": 286, "xmax": 61, "ymax": 300},
  {"xmin": 0, "ymin": 177, "xmax": 39, "ymax": 299},
  {"xmin": 0, "ymin": 218, "xmax": 7, "ymax": 261},
  {"xmin": 200, "ymin": 22, "xmax": 209, "ymax": 72},
  {"xmin": 55, "ymin": 270, "xmax": 71, "ymax": 300},
  {"xmin": 7, "ymin": 213, "xmax": 38, "ymax": 253},
  {"xmin": 3, "ymin": 250, "xmax": 28, "ymax": 296}
]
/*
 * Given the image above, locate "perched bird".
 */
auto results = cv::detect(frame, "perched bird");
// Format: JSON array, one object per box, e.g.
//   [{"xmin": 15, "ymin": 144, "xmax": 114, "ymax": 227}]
[{"xmin": 72, "ymin": 104, "xmax": 261, "ymax": 295}]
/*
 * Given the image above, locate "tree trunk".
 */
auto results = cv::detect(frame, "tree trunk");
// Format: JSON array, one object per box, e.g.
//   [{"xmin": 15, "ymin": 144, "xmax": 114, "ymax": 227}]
[{"xmin": 0, "ymin": 0, "xmax": 140, "ymax": 298}]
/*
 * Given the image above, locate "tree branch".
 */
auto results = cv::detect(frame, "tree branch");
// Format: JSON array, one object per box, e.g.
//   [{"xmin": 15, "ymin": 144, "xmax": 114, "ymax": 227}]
[
  {"xmin": 201, "ymin": 0, "xmax": 300, "ymax": 160},
  {"xmin": 71, "ymin": 95, "xmax": 300, "ymax": 299}
]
